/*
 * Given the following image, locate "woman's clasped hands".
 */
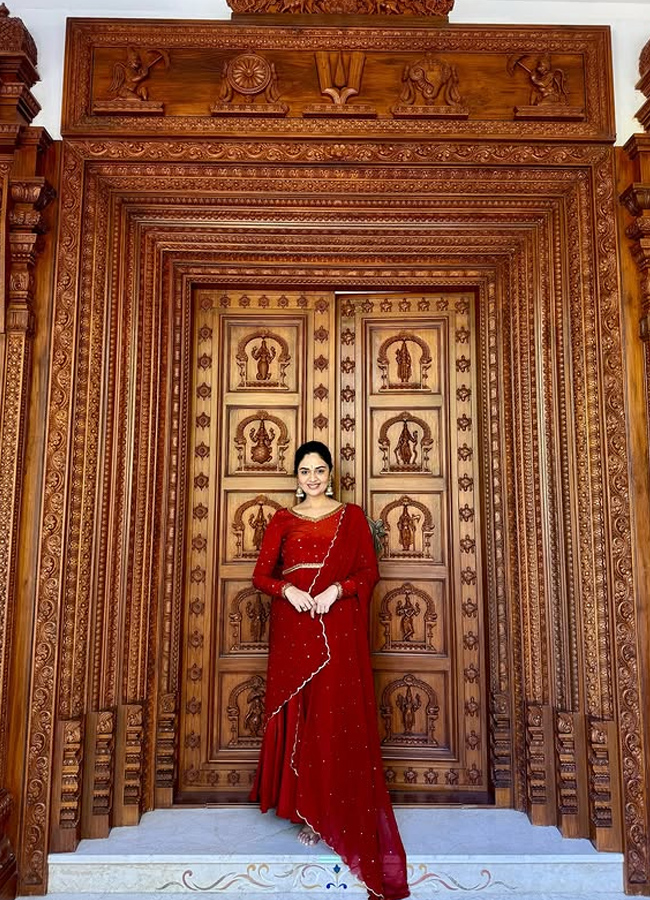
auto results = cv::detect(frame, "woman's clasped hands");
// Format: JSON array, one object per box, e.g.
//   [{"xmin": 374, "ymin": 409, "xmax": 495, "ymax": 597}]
[{"xmin": 283, "ymin": 583, "xmax": 340, "ymax": 617}]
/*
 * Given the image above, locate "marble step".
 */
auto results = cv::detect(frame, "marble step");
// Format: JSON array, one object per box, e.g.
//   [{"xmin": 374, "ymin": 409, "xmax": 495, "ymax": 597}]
[{"xmin": 45, "ymin": 808, "xmax": 626, "ymax": 897}]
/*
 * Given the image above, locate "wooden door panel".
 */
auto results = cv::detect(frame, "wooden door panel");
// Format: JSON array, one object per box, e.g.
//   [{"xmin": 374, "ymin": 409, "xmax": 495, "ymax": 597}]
[
  {"xmin": 339, "ymin": 292, "xmax": 488, "ymax": 801},
  {"xmin": 179, "ymin": 288, "xmax": 486, "ymax": 803},
  {"xmin": 178, "ymin": 289, "xmax": 335, "ymax": 799}
]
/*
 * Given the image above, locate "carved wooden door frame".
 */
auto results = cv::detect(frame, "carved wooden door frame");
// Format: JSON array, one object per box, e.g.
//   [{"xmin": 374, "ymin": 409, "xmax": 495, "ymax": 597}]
[{"xmin": 19, "ymin": 137, "xmax": 645, "ymax": 898}]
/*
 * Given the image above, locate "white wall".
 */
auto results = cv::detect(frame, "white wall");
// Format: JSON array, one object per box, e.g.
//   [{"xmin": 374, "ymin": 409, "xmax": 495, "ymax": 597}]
[{"xmin": 6, "ymin": 0, "xmax": 650, "ymax": 143}]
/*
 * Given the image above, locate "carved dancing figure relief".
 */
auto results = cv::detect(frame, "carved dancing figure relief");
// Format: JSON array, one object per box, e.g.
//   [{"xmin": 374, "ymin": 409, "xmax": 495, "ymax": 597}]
[
  {"xmin": 396, "ymin": 589, "xmax": 420, "ymax": 642},
  {"xmin": 107, "ymin": 46, "xmax": 170, "ymax": 101},
  {"xmin": 246, "ymin": 592, "xmax": 270, "ymax": 644},
  {"xmin": 380, "ymin": 582, "xmax": 437, "ymax": 651}
]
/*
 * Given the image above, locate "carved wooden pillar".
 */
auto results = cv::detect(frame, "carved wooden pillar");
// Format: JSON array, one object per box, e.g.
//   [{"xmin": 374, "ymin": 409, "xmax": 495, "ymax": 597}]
[
  {"xmin": 0, "ymin": 6, "xmax": 54, "ymax": 898},
  {"xmin": 619, "ymin": 36, "xmax": 650, "ymax": 895}
]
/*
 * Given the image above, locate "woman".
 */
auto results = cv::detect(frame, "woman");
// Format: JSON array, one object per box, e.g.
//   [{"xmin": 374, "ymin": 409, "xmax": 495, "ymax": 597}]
[{"xmin": 250, "ymin": 441, "xmax": 410, "ymax": 900}]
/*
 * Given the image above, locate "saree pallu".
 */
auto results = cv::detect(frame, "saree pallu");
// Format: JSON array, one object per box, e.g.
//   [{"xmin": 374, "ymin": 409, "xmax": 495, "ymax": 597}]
[{"xmin": 250, "ymin": 503, "xmax": 410, "ymax": 900}]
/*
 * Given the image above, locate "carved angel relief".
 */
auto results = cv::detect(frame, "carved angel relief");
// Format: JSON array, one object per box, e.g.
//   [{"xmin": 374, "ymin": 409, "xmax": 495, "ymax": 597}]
[
  {"xmin": 393, "ymin": 53, "xmax": 469, "ymax": 119},
  {"xmin": 304, "ymin": 52, "xmax": 377, "ymax": 118},
  {"xmin": 381, "ymin": 674, "xmax": 439, "ymax": 746},
  {"xmin": 236, "ymin": 330, "xmax": 291, "ymax": 389},
  {"xmin": 211, "ymin": 52, "xmax": 288, "ymax": 117},
  {"xmin": 507, "ymin": 53, "xmax": 585, "ymax": 121},
  {"xmin": 94, "ymin": 47, "xmax": 170, "ymax": 115}
]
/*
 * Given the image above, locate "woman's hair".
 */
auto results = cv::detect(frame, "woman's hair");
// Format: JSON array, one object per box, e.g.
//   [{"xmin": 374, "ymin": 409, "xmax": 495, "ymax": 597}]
[{"xmin": 293, "ymin": 440, "xmax": 333, "ymax": 475}]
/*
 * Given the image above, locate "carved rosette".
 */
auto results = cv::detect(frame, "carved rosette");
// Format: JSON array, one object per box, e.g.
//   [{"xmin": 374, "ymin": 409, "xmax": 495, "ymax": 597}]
[{"xmin": 211, "ymin": 52, "xmax": 288, "ymax": 117}]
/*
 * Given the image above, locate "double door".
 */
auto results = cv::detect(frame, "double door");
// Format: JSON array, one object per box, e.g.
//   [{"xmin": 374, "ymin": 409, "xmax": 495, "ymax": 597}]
[{"xmin": 178, "ymin": 288, "xmax": 488, "ymax": 803}]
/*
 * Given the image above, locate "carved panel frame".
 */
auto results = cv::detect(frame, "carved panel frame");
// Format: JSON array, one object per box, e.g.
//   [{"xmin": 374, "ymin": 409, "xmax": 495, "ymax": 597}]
[{"xmin": 18, "ymin": 139, "xmax": 645, "ymax": 895}]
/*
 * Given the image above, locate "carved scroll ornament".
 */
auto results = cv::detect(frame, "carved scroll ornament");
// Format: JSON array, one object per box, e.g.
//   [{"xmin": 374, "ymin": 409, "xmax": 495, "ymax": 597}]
[{"xmin": 393, "ymin": 53, "xmax": 469, "ymax": 119}]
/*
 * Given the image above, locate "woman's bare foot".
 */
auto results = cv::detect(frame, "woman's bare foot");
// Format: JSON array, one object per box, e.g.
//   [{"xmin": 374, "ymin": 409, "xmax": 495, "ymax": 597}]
[{"xmin": 297, "ymin": 825, "xmax": 321, "ymax": 846}]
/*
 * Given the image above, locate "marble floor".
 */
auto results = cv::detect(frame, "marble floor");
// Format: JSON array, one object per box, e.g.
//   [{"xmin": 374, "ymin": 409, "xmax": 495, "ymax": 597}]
[{"xmin": 28, "ymin": 807, "xmax": 630, "ymax": 899}]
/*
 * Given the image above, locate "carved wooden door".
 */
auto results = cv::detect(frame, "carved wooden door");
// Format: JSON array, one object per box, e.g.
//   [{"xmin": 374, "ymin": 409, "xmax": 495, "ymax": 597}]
[
  {"xmin": 178, "ymin": 289, "xmax": 336, "ymax": 798},
  {"xmin": 337, "ymin": 292, "xmax": 488, "ymax": 801},
  {"xmin": 178, "ymin": 288, "xmax": 487, "ymax": 803}
]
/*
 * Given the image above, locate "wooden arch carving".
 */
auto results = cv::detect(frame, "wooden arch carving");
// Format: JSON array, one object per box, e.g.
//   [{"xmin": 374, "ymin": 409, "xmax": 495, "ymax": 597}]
[{"xmin": 8, "ymin": 12, "xmax": 650, "ymax": 900}]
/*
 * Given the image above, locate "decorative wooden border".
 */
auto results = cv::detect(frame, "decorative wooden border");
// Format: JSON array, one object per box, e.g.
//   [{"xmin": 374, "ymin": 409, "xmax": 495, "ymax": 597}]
[
  {"xmin": 18, "ymin": 139, "xmax": 644, "ymax": 895},
  {"xmin": 61, "ymin": 20, "xmax": 614, "ymax": 142}
]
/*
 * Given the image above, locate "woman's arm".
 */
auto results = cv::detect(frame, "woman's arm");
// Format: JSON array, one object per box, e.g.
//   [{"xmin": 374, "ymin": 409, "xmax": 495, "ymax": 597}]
[
  {"xmin": 252, "ymin": 511, "xmax": 315, "ymax": 613},
  {"xmin": 251, "ymin": 512, "xmax": 289, "ymax": 598}
]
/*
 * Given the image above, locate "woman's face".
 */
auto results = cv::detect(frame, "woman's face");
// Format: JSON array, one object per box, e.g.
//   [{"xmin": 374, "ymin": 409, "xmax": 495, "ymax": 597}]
[{"xmin": 296, "ymin": 452, "xmax": 330, "ymax": 499}]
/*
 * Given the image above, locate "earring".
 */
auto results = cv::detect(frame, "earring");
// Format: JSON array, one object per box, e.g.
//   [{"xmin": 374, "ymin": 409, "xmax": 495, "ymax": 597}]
[
  {"xmin": 325, "ymin": 475, "xmax": 334, "ymax": 497},
  {"xmin": 295, "ymin": 485, "xmax": 305, "ymax": 499}
]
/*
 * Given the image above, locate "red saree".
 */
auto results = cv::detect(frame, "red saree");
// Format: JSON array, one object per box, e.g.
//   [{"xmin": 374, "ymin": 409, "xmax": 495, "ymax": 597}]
[{"xmin": 250, "ymin": 503, "xmax": 410, "ymax": 900}]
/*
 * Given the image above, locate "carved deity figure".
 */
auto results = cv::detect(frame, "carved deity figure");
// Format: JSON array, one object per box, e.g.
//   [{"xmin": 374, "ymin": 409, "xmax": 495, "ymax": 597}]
[
  {"xmin": 396, "ymin": 590, "xmax": 420, "ymax": 641},
  {"xmin": 249, "ymin": 418, "xmax": 275, "ymax": 465},
  {"xmin": 249, "ymin": 502, "xmax": 272, "ymax": 550},
  {"xmin": 395, "ymin": 338, "xmax": 413, "ymax": 383},
  {"xmin": 244, "ymin": 687, "xmax": 265, "ymax": 736},
  {"xmin": 107, "ymin": 47, "xmax": 170, "ymax": 101},
  {"xmin": 251, "ymin": 336, "xmax": 276, "ymax": 381},
  {"xmin": 397, "ymin": 502, "xmax": 419, "ymax": 552},
  {"xmin": 396, "ymin": 685, "xmax": 421, "ymax": 734},
  {"xmin": 395, "ymin": 419, "xmax": 418, "ymax": 467},
  {"xmin": 246, "ymin": 592, "xmax": 270, "ymax": 643}
]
